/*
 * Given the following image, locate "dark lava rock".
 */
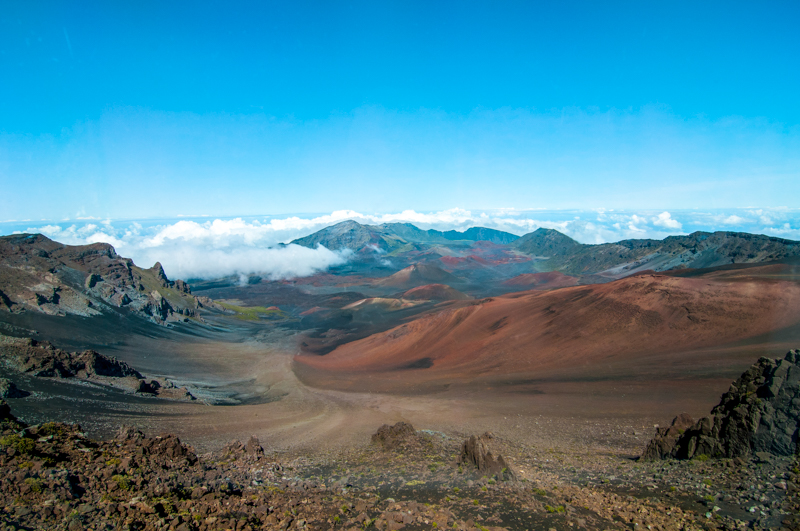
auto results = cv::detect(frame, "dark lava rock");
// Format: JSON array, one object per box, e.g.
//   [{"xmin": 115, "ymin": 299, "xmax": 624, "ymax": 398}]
[
  {"xmin": 371, "ymin": 421, "xmax": 416, "ymax": 448},
  {"xmin": 222, "ymin": 436, "xmax": 265, "ymax": 460},
  {"xmin": 641, "ymin": 413, "xmax": 696, "ymax": 460},
  {"xmin": 643, "ymin": 349, "xmax": 800, "ymax": 459},
  {"xmin": 0, "ymin": 399, "xmax": 15, "ymax": 422},
  {"xmin": 458, "ymin": 432, "xmax": 515, "ymax": 480},
  {"xmin": 0, "ymin": 336, "xmax": 142, "ymax": 380},
  {"xmin": 0, "ymin": 378, "xmax": 28, "ymax": 398}
]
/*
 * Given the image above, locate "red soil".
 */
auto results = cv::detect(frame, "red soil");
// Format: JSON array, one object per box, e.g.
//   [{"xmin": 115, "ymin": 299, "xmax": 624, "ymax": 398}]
[
  {"xmin": 503, "ymin": 271, "xmax": 580, "ymax": 289},
  {"xmin": 295, "ymin": 273, "xmax": 800, "ymax": 391}
]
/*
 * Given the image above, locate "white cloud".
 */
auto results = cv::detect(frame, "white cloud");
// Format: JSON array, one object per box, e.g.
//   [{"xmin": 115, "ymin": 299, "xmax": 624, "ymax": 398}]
[
  {"xmin": 652, "ymin": 211, "xmax": 682, "ymax": 230},
  {"xmin": 20, "ymin": 219, "xmax": 351, "ymax": 281},
  {"xmin": 13, "ymin": 207, "xmax": 800, "ymax": 281},
  {"xmin": 763, "ymin": 223, "xmax": 800, "ymax": 240},
  {"xmin": 722, "ymin": 215, "xmax": 746, "ymax": 225}
]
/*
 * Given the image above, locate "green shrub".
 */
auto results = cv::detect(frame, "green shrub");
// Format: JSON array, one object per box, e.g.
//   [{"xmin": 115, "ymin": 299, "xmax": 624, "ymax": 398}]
[
  {"xmin": 0, "ymin": 434, "xmax": 35, "ymax": 454},
  {"xmin": 39, "ymin": 423, "xmax": 66, "ymax": 436},
  {"xmin": 24, "ymin": 477, "xmax": 44, "ymax": 493},
  {"xmin": 111, "ymin": 474, "xmax": 131, "ymax": 490}
]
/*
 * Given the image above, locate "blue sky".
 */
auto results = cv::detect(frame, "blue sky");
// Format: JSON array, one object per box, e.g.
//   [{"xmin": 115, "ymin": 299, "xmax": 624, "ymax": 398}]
[{"xmin": 1, "ymin": 1, "xmax": 799, "ymax": 221}]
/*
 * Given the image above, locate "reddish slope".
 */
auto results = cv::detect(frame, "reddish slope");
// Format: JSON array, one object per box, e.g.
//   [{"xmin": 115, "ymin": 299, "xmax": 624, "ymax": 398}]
[
  {"xmin": 295, "ymin": 274, "xmax": 800, "ymax": 389},
  {"xmin": 503, "ymin": 272, "xmax": 579, "ymax": 290},
  {"xmin": 402, "ymin": 284, "xmax": 472, "ymax": 301}
]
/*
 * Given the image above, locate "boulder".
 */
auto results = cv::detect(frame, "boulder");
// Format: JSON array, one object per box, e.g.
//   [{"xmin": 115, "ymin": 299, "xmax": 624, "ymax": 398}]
[
  {"xmin": 245, "ymin": 436, "xmax": 265, "ymax": 457},
  {"xmin": 643, "ymin": 349, "xmax": 800, "ymax": 459},
  {"xmin": 371, "ymin": 422, "xmax": 416, "ymax": 448}
]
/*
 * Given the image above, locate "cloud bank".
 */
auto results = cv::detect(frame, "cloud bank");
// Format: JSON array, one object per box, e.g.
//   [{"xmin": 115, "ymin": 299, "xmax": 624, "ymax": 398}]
[{"xmin": 6, "ymin": 207, "xmax": 799, "ymax": 281}]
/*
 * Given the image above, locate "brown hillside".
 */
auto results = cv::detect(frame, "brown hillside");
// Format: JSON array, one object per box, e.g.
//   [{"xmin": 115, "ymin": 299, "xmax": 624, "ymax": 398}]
[
  {"xmin": 375, "ymin": 263, "xmax": 461, "ymax": 289},
  {"xmin": 503, "ymin": 272, "xmax": 579, "ymax": 290},
  {"xmin": 295, "ymin": 273, "xmax": 800, "ymax": 390},
  {"xmin": 402, "ymin": 284, "xmax": 472, "ymax": 301}
]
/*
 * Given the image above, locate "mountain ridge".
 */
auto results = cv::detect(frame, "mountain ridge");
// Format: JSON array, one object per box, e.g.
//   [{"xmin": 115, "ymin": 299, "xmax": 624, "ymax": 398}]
[{"xmin": 0, "ymin": 233, "xmax": 216, "ymax": 324}]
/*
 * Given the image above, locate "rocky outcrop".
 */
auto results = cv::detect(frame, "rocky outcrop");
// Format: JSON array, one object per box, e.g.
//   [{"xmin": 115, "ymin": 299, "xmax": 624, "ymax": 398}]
[
  {"xmin": 0, "ymin": 378, "xmax": 27, "ymax": 399},
  {"xmin": 458, "ymin": 432, "xmax": 515, "ymax": 480},
  {"xmin": 0, "ymin": 233, "xmax": 205, "ymax": 324},
  {"xmin": 221, "ymin": 436, "xmax": 266, "ymax": 463},
  {"xmin": 115, "ymin": 425, "xmax": 198, "ymax": 469},
  {"xmin": 640, "ymin": 413, "xmax": 696, "ymax": 460},
  {"xmin": 0, "ymin": 334, "xmax": 195, "ymax": 401},
  {"xmin": 643, "ymin": 350, "xmax": 800, "ymax": 460},
  {"xmin": 0, "ymin": 399, "xmax": 15, "ymax": 422},
  {"xmin": 0, "ymin": 335, "xmax": 141, "ymax": 379},
  {"xmin": 371, "ymin": 421, "xmax": 417, "ymax": 449}
]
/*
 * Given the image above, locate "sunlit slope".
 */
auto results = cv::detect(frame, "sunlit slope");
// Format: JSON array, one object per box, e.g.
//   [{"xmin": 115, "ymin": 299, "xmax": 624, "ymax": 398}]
[{"xmin": 296, "ymin": 273, "xmax": 800, "ymax": 385}]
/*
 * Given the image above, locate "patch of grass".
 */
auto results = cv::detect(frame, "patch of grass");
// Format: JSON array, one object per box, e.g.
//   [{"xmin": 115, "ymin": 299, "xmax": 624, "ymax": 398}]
[
  {"xmin": 218, "ymin": 302, "xmax": 287, "ymax": 321},
  {"xmin": 693, "ymin": 454, "xmax": 710, "ymax": 462},
  {"xmin": 545, "ymin": 505, "xmax": 566, "ymax": 514},
  {"xmin": 405, "ymin": 480, "xmax": 425, "ymax": 486},
  {"xmin": 106, "ymin": 458, "xmax": 122, "ymax": 466}
]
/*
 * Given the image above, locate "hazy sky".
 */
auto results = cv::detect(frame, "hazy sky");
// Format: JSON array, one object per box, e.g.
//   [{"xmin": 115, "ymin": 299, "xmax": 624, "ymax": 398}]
[{"xmin": 1, "ymin": 1, "xmax": 799, "ymax": 221}]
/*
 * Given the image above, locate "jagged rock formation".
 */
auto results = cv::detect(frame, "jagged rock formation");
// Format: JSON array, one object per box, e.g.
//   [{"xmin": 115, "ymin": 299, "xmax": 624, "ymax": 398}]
[
  {"xmin": 0, "ymin": 334, "xmax": 195, "ymax": 401},
  {"xmin": 643, "ymin": 350, "xmax": 800, "ymax": 460},
  {"xmin": 458, "ymin": 432, "xmax": 515, "ymax": 480},
  {"xmin": 0, "ymin": 234, "xmax": 211, "ymax": 324},
  {"xmin": 0, "ymin": 334, "xmax": 141, "ymax": 379}
]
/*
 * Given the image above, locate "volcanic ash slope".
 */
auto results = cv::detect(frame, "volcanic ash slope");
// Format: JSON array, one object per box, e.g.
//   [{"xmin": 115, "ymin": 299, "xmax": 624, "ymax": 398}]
[{"xmin": 295, "ymin": 273, "xmax": 800, "ymax": 388}]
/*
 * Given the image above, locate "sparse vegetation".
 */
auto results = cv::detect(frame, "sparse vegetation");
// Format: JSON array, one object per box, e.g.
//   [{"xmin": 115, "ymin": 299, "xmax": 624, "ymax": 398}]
[
  {"xmin": 218, "ymin": 302, "xmax": 287, "ymax": 321},
  {"xmin": 0, "ymin": 434, "xmax": 35, "ymax": 454}
]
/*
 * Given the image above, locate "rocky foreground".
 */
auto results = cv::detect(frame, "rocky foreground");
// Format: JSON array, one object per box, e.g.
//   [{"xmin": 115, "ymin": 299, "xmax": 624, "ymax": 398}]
[{"xmin": 0, "ymin": 394, "xmax": 798, "ymax": 531}]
